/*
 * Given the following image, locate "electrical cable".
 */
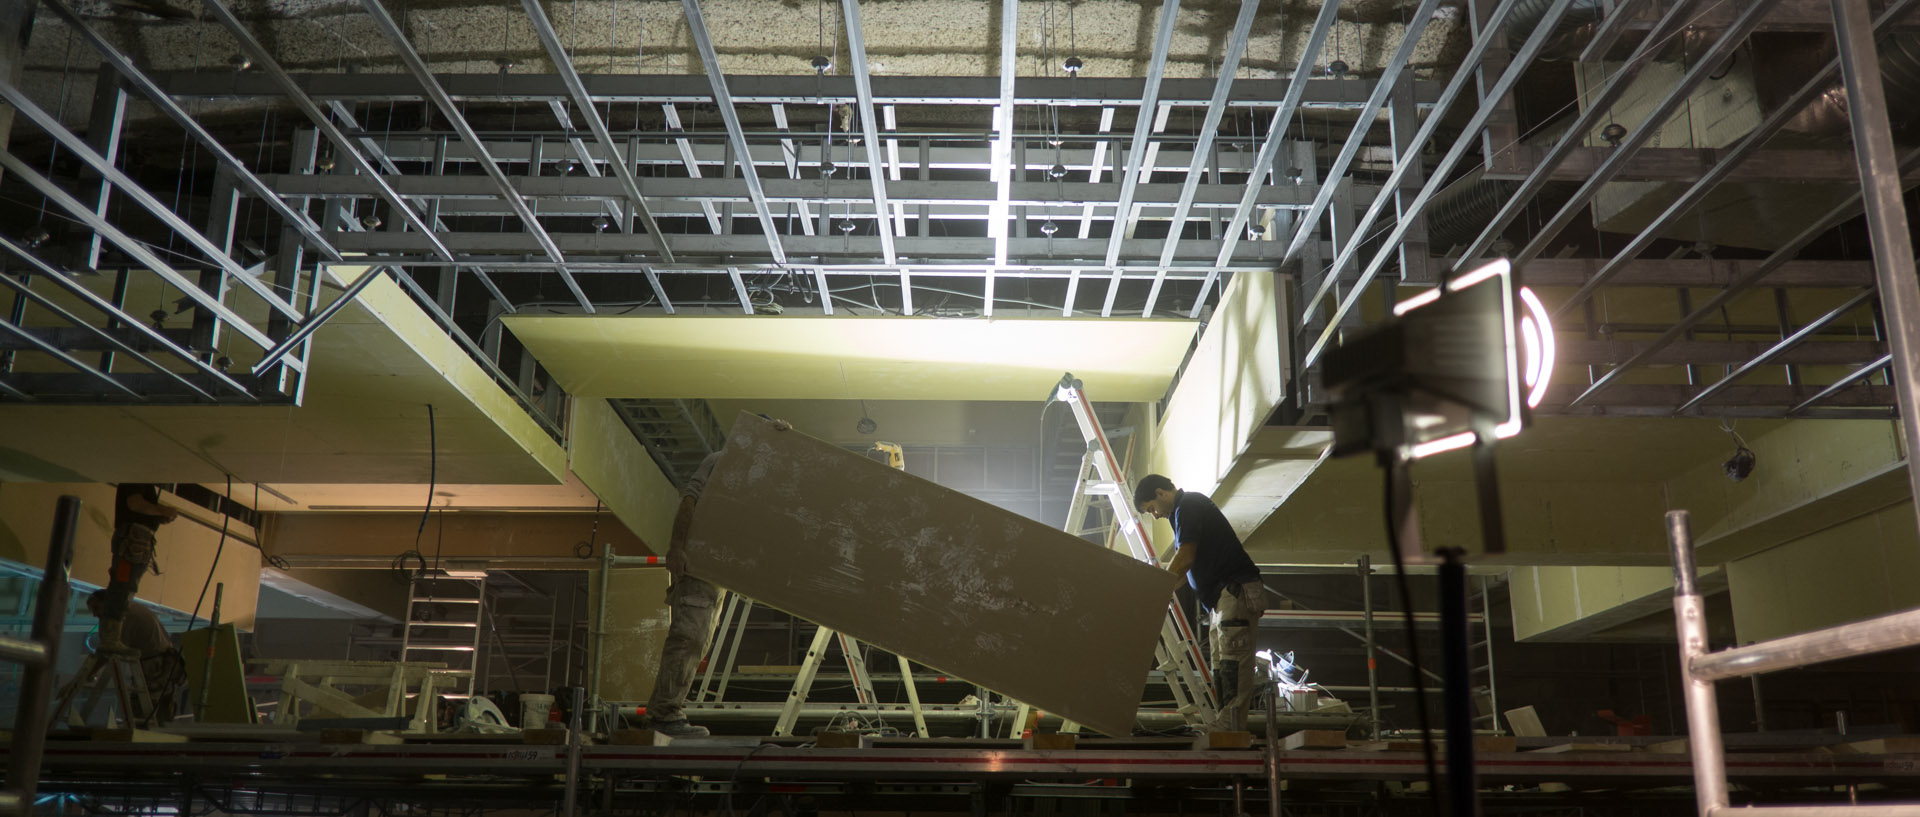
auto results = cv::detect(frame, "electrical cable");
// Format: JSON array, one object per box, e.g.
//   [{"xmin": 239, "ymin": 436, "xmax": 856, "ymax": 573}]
[
  {"xmin": 420, "ymin": 402, "xmax": 437, "ymax": 567},
  {"xmin": 1381, "ymin": 463, "xmax": 1442, "ymax": 816},
  {"xmin": 394, "ymin": 403, "xmax": 438, "ymax": 586},
  {"xmin": 186, "ymin": 474, "xmax": 232, "ymax": 631}
]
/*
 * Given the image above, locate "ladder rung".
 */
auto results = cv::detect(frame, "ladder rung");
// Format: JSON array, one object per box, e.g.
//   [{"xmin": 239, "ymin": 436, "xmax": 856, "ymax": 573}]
[
  {"xmin": 411, "ymin": 597, "xmax": 482, "ymax": 604},
  {"xmin": 405, "ymin": 645, "xmax": 478, "ymax": 652},
  {"xmin": 1471, "ymin": 640, "xmax": 1490, "ymax": 649},
  {"xmin": 410, "ymin": 622, "xmax": 480, "ymax": 628}
]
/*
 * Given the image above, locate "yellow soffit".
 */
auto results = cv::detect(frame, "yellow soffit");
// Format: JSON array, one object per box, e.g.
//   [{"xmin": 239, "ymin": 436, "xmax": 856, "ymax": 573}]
[{"xmin": 504, "ymin": 316, "xmax": 1201, "ymax": 402}]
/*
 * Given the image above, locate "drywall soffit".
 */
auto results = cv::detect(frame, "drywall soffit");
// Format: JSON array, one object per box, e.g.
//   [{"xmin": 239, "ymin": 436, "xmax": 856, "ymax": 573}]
[{"xmin": 503, "ymin": 315, "xmax": 1200, "ymax": 401}]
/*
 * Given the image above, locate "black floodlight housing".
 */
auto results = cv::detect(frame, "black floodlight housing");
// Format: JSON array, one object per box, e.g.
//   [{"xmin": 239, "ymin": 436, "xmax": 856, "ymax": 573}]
[{"xmin": 1323, "ymin": 259, "xmax": 1554, "ymax": 462}]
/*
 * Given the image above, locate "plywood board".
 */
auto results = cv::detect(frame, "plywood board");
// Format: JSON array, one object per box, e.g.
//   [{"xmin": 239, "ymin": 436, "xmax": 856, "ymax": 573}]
[{"xmin": 687, "ymin": 413, "xmax": 1178, "ymax": 737}]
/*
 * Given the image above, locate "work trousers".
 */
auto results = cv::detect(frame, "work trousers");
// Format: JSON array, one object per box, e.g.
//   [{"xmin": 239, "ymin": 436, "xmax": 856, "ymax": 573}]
[
  {"xmin": 645, "ymin": 573, "xmax": 717, "ymax": 725},
  {"xmin": 103, "ymin": 525, "xmax": 158, "ymax": 619},
  {"xmin": 1208, "ymin": 579, "xmax": 1268, "ymax": 732}
]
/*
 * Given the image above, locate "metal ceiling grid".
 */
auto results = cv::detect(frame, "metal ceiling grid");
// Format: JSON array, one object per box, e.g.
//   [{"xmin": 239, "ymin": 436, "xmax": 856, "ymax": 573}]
[{"xmin": 0, "ymin": 0, "xmax": 1912, "ymax": 428}]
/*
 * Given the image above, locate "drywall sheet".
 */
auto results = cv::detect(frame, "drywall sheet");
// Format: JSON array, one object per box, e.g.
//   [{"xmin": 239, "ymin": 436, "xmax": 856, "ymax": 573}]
[
  {"xmin": 687, "ymin": 413, "xmax": 1178, "ymax": 737},
  {"xmin": 503, "ymin": 315, "xmax": 1199, "ymax": 401}
]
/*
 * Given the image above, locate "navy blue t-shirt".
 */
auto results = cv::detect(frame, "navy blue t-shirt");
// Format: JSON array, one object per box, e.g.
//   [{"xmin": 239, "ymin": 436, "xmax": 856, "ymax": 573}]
[{"xmin": 1171, "ymin": 490, "xmax": 1261, "ymax": 611}]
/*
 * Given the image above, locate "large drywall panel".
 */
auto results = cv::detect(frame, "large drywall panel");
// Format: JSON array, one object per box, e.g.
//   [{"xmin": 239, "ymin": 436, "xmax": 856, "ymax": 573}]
[
  {"xmin": 0, "ymin": 265, "xmax": 565, "ymax": 486},
  {"xmin": 504, "ymin": 316, "xmax": 1199, "ymax": 401},
  {"xmin": 686, "ymin": 413, "xmax": 1177, "ymax": 737}
]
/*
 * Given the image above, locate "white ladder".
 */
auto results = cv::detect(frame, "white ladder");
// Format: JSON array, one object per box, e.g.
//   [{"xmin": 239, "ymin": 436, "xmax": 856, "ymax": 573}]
[
  {"xmin": 773, "ymin": 624, "xmax": 881, "ymax": 737},
  {"xmin": 1045, "ymin": 375, "xmax": 1218, "ymax": 731},
  {"xmin": 757, "ymin": 443, "xmax": 932, "ymax": 738},
  {"xmin": 401, "ymin": 573, "xmax": 486, "ymax": 700}
]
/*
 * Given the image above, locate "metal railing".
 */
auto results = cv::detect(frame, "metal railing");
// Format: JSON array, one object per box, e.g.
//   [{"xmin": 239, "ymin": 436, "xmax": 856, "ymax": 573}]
[
  {"xmin": 3, "ymin": 495, "xmax": 79, "ymax": 817},
  {"xmin": 1667, "ymin": 509, "xmax": 1920, "ymax": 817}
]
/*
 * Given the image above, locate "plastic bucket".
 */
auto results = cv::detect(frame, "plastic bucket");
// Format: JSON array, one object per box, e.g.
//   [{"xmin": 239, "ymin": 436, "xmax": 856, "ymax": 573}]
[{"xmin": 520, "ymin": 693, "xmax": 555, "ymax": 728}]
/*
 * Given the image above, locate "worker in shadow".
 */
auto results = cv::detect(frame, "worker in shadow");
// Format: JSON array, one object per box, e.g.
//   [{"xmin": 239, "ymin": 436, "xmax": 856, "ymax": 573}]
[
  {"xmin": 1135, "ymin": 474, "xmax": 1267, "ymax": 733},
  {"xmin": 86, "ymin": 590, "xmax": 187, "ymax": 726},
  {"xmin": 99, "ymin": 483, "xmax": 178, "ymax": 655},
  {"xmin": 644, "ymin": 415, "xmax": 793, "ymax": 738}
]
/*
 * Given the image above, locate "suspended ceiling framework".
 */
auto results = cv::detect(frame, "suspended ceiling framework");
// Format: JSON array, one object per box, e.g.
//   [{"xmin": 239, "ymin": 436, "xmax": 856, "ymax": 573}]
[{"xmin": 0, "ymin": 0, "xmax": 1911, "ymax": 500}]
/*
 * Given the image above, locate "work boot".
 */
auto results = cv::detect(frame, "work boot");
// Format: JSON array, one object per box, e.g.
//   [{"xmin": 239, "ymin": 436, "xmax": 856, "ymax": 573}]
[
  {"xmin": 96, "ymin": 617, "xmax": 137, "ymax": 656},
  {"xmin": 652, "ymin": 719, "xmax": 710, "ymax": 738}
]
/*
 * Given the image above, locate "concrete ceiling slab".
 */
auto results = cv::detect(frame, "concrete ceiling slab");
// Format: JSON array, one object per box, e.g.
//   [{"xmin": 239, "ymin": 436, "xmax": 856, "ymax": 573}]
[{"xmin": 504, "ymin": 315, "xmax": 1199, "ymax": 401}]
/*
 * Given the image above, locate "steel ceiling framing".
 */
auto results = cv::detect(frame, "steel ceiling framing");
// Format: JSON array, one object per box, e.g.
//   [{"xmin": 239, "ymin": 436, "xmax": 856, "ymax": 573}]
[{"xmin": 0, "ymin": 0, "xmax": 1912, "ymax": 423}]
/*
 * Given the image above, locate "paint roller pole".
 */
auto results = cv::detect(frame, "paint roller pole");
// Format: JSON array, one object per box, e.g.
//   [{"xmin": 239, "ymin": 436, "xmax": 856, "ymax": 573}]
[{"xmin": 198, "ymin": 583, "xmax": 223, "ymax": 720}]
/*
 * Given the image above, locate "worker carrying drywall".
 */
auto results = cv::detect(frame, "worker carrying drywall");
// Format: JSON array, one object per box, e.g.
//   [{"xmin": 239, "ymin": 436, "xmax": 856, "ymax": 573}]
[
  {"xmin": 98, "ymin": 483, "xmax": 178, "ymax": 655},
  {"xmin": 86, "ymin": 590, "xmax": 187, "ymax": 726},
  {"xmin": 643, "ymin": 415, "xmax": 793, "ymax": 738},
  {"xmin": 1135, "ymin": 474, "xmax": 1267, "ymax": 732}
]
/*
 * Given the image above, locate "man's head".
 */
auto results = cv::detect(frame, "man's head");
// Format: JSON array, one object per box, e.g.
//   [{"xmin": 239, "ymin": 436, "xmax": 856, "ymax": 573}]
[
  {"xmin": 86, "ymin": 589, "xmax": 105, "ymax": 616},
  {"xmin": 1134, "ymin": 474, "xmax": 1178, "ymax": 520}
]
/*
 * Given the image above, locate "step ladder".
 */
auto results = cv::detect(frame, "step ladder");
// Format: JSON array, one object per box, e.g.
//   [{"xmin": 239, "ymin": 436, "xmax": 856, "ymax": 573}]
[
  {"xmin": 401, "ymin": 573, "xmax": 487, "ymax": 701},
  {"xmin": 773, "ymin": 623, "xmax": 881, "ymax": 737},
  {"xmin": 52, "ymin": 651, "xmax": 156, "ymax": 728},
  {"xmin": 753, "ymin": 444, "xmax": 929, "ymax": 737},
  {"xmin": 1042, "ymin": 374, "xmax": 1217, "ymax": 731},
  {"xmin": 1467, "ymin": 575, "xmax": 1501, "ymax": 733}
]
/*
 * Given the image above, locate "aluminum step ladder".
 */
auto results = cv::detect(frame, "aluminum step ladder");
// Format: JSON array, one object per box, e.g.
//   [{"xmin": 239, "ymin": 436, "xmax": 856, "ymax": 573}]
[
  {"xmin": 1020, "ymin": 375, "xmax": 1216, "ymax": 733},
  {"xmin": 773, "ymin": 623, "xmax": 882, "ymax": 737},
  {"xmin": 401, "ymin": 573, "xmax": 487, "ymax": 701},
  {"xmin": 1467, "ymin": 575, "xmax": 1501, "ymax": 733},
  {"xmin": 758, "ymin": 443, "xmax": 932, "ymax": 738}
]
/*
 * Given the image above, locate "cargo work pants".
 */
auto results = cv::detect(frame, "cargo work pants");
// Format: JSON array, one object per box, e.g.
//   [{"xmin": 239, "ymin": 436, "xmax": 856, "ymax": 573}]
[
  {"xmin": 645, "ymin": 574, "xmax": 718, "ymax": 725},
  {"xmin": 1209, "ymin": 580, "xmax": 1268, "ymax": 732},
  {"xmin": 103, "ymin": 525, "xmax": 158, "ymax": 619}
]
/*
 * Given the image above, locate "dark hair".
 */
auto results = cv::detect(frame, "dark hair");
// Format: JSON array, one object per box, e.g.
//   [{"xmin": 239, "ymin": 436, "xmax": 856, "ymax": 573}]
[
  {"xmin": 87, "ymin": 589, "xmax": 105, "ymax": 605},
  {"xmin": 1133, "ymin": 474, "xmax": 1175, "ymax": 509}
]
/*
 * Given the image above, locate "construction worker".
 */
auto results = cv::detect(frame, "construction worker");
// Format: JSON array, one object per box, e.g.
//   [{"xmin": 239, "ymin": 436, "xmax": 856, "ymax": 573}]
[
  {"xmin": 644, "ymin": 415, "xmax": 792, "ymax": 738},
  {"xmin": 85, "ymin": 590, "xmax": 186, "ymax": 726},
  {"xmin": 99, "ymin": 484, "xmax": 178, "ymax": 655},
  {"xmin": 1134, "ymin": 473, "xmax": 1267, "ymax": 732}
]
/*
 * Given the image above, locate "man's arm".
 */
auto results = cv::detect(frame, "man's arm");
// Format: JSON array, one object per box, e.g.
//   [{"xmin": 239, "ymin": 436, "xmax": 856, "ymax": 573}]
[
  {"xmin": 125, "ymin": 488, "xmax": 179, "ymax": 522},
  {"xmin": 1165, "ymin": 541, "xmax": 1198, "ymax": 577}
]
